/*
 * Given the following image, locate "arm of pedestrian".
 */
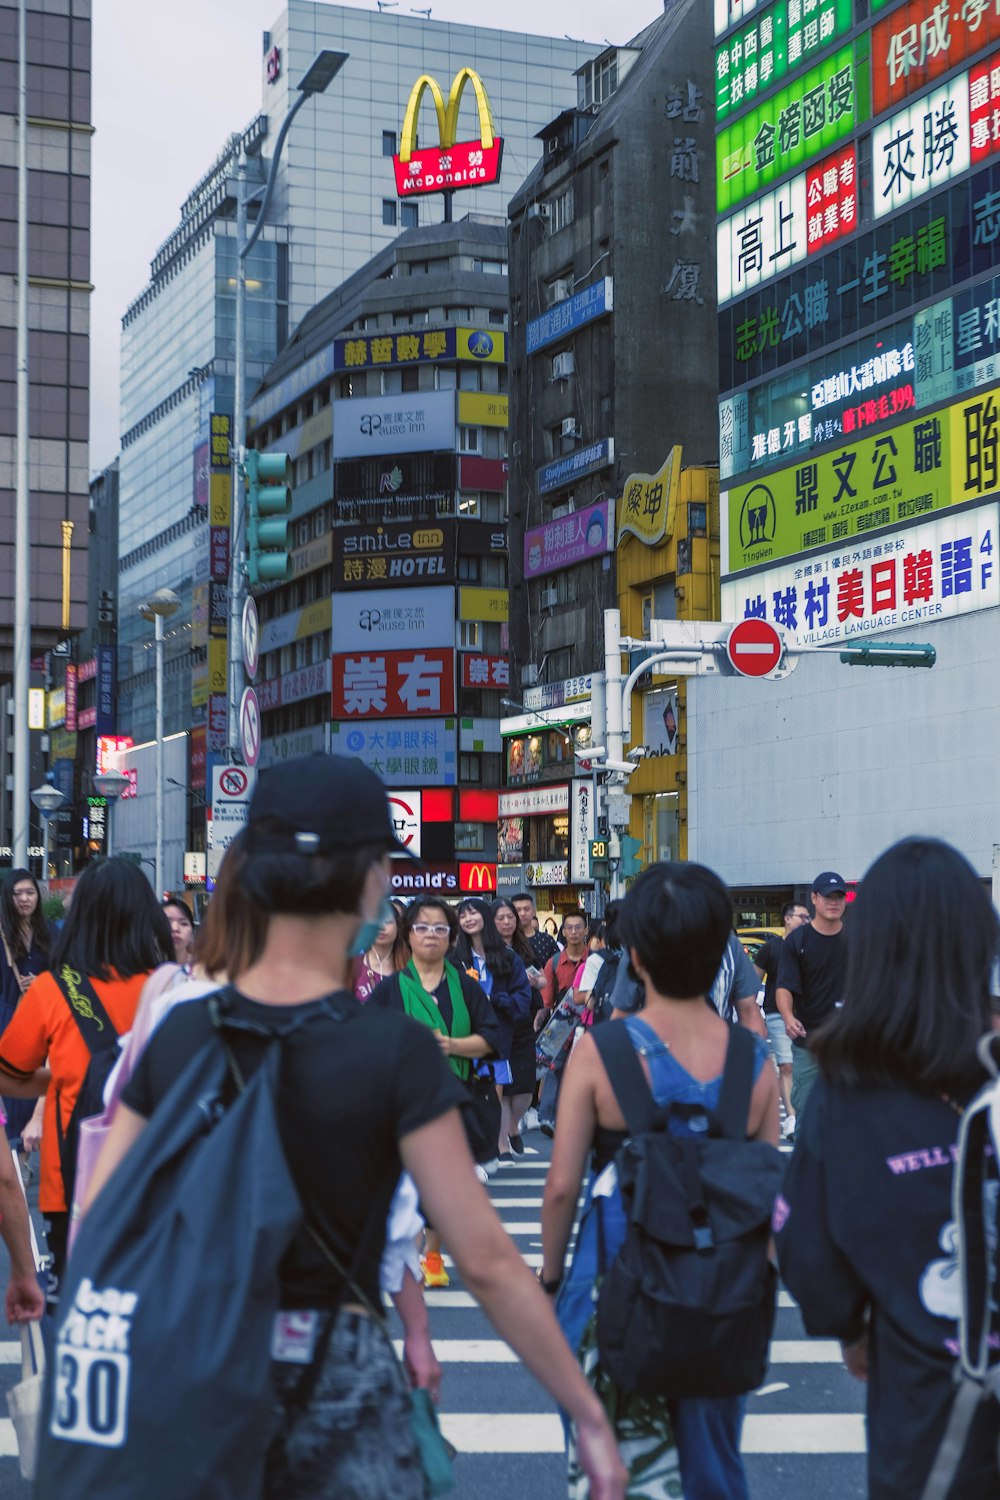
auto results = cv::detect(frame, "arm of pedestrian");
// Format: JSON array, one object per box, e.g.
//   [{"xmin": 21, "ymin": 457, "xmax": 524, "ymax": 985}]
[
  {"xmin": 437, "ymin": 1031, "xmax": 491, "ymax": 1059},
  {"xmin": 0, "ymin": 1066, "xmax": 50, "ymax": 1099},
  {"xmin": 391, "ymin": 1266, "xmax": 442, "ymax": 1403},
  {"xmin": 81, "ymin": 1101, "xmax": 149, "ymax": 1217},
  {"xmin": 735, "ymin": 993, "xmax": 768, "ymax": 1039},
  {"xmin": 841, "ymin": 1330, "xmax": 869, "ymax": 1381},
  {"xmin": 0, "ymin": 1148, "xmax": 44, "ymax": 1323},
  {"xmin": 775, "ymin": 986, "xmax": 806, "ymax": 1039},
  {"xmin": 541, "ymin": 1039, "xmax": 597, "ymax": 1280},
  {"xmin": 402, "ymin": 1109, "xmax": 627, "ymax": 1500},
  {"xmin": 21, "ymin": 1096, "xmax": 44, "ymax": 1154}
]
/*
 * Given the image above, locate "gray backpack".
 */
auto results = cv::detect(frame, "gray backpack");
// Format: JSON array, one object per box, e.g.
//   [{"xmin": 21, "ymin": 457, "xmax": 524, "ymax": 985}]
[{"xmin": 921, "ymin": 1033, "xmax": 1000, "ymax": 1500}]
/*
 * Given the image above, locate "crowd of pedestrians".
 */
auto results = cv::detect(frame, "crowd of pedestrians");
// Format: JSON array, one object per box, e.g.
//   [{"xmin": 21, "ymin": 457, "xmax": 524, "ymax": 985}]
[{"xmin": 0, "ymin": 752, "xmax": 993, "ymax": 1498}]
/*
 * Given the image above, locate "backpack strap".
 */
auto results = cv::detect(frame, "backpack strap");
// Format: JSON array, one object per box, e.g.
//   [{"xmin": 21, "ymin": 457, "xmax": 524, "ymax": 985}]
[
  {"xmin": 713, "ymin": 1024, "xmax": 756, "ymax": 1140},
  {"xmin": 591, "ymin": 1019, "xmax": 660, "ymax": 1135},
  {"xmin": 51, "ymin": 964, "xmax": 120, "ymax": 1056}
]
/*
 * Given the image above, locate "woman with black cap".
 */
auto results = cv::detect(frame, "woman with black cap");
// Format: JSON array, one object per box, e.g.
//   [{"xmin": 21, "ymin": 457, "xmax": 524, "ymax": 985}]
[{"xmin": 84, "ymin": 754, "xmax": 626, "ymax": 1500}]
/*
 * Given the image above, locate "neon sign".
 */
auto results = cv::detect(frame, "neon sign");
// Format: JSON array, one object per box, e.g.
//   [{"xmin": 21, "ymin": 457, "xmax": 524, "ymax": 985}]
[{"xmin": 392, "ymin": 68, "xmax": 503, "ymax": 197}]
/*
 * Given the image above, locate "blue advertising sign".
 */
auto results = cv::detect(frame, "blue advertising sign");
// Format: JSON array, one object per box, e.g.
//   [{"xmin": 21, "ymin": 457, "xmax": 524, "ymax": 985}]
[
  {"xmin": 537, "ymin": 438, "xmax": 615, "ymax": 496},
  {"xmin": 526, "ymin": 278, "xmax": 614, "ymax": 355},
  {"xmin": 96, "ymin": 643, "xmax": 116, "ymax": 735}
]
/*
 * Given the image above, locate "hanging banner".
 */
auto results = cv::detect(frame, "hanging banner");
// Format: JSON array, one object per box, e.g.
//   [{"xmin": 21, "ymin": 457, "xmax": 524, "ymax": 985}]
[{"xmin": 618, "ymin": 449, "xmax": 684, "ymax": 547}]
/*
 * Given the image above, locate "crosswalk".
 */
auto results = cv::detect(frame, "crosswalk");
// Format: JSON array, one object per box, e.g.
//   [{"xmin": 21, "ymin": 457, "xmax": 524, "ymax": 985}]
[{"xmin": 421, "ymin": 1141, "xmax": 869, "ymax": 1500}]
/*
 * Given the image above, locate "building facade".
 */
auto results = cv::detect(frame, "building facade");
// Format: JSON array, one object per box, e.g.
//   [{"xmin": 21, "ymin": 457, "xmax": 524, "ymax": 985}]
[{"xmin": 697, "ymin": 0, "xmax": 1000, "ymax": 897}]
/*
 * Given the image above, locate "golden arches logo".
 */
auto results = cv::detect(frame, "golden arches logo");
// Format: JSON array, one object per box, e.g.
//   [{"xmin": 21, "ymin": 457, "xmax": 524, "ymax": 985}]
[
  {"xmin": 460, "ymin": 862, "xmax": 496, "ymax": 893},
  {"xmin": 399, "ymin": 68, "xmax": 497, "ymax": 163}
]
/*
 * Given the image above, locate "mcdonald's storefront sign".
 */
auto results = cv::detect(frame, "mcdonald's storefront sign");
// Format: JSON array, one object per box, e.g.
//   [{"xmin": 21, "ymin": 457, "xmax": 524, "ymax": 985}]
[
  {"xmin": 459, "ymin": 861, "xmax": 497, "ymax": 894},
  {"xmin": 393, "ymin": 68, "xmax": 503, "ymax": 197}
]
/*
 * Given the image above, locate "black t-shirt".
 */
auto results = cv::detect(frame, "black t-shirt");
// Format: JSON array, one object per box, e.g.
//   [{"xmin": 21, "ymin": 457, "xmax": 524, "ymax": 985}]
[
  {"xmin": 528, "ymin": 931, "xmax": 559, "ymax": 968},
  {"xmin": 776, "ymin": 1078, "xmax": 999, "ymax": 1498},
  {"xmin": 776, "ymin": 922, "xmax": 847, "ymax": 1040},
  {"xmin": 757, "ymin": 933, "xmax": 785, "ymax": 1015},
  {"xmin": 123, "ymin": 989, "xmax": 463, "ymax": 1310}
]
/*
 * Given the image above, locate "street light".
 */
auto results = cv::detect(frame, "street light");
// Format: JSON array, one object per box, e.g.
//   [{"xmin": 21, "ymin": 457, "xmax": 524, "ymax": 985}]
[
  {"xmin": 93, "ymin": 768, "xmax": 129, "ymax": 858},
  {"xmin": 141, "ymin": 587, "xmax": 181, "ymax": 896},
  {"xmin": 30, "ymin": 776, "xmax": 66, "ymax": 879},
  {"xmin": 228, "ymin": 48, "xmax": 349, "ymax": 760}
]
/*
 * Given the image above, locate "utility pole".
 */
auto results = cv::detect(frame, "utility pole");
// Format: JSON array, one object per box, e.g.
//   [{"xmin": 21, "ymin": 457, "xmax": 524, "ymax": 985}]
[{"xmin": 12, "ymin": 0, "xmax": 30, "ymax": 867}]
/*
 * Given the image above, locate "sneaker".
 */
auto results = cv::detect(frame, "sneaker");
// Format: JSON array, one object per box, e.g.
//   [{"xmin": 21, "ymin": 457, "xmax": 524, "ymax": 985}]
[
  {"xmin": 508, "ymin": 1134, "xmax": 525, "ymax": 1156},
  {"xmin": 481, "ymin": 1157, "xmax": 501, "ymax": 1177},
  {"xmin": 782, "ymin": 1115, "xmax": 796, "ymax": 1140},
  {"xmin": 540, "ymin": 1121, "xmax": 555, "ymax": 1139},
  {"xmin": 474, "ymin": 1164, "xmax": 490, "ymax": 1184},
  {"xmin": 498, "ymin": 1151, "xmax": 514, "ymax": 1163},
  {"xmin": 520, "ymin": 1108, "xmax": 540, "ymax": 1132},
  {"xmin": 421, "ymin": 1252, "xmax": 450, "ymax": 1289}
]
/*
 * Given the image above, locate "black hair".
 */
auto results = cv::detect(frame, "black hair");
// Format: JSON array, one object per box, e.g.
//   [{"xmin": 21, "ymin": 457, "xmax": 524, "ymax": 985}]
[
  {"xmin": 0, "ymin": 868, "xmax": 51, "ymax": 965},
  {"xmin": 510, "ymin": 891, "xmax": 535, "ymax": 908},
  {"xmin": 587, "ymin": 920, "xmax": 606, "ymax": 945},
  {"xmin": 561, "ymin": 910, "xmax": 588, "ymax": 933},
  {"xmin": 603, "ymin": 900, "xmax": 624, "ymax": 951},
  {"xmin": 454, "ymin": 897, "xmax": 515, "ymax": 985},
  {"xmin": 50, "ymin": 859, "xmax": 174, "ymax": 982},
  {"xmin": 238, "ymin": 834, "xmax": 386, "ymax": 918},
  {"xmin": 491, "ymin": 898, "xmax": 535, "ymax": 966},
  {"xmin": 162, "ymin": 898, "xmax": 193, "ymax": 925},
  {"xmin": 781, "ymin": 900, "xmax": 806, "ymax": 921},
  {"xmin": 813, "ymin": 838, "xmax": 1000, "ymax": 1097},
  {"xmin": 619, "ymin": 862, "xmax": 733, "ymax": 999},
  {"xmin": 401, "ymin": 897, "xmax": 458, "ymax": 945}
]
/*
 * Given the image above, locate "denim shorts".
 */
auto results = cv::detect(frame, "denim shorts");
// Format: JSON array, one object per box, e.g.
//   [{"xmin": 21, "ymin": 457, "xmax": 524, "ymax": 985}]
[
  {"xmin": 765, "ymin": 1010, "xmax": 793, "ymax": 1067},
  {"xmin": 265, "ymin": 1311, "xmax": 425, "ymax": 1500}
]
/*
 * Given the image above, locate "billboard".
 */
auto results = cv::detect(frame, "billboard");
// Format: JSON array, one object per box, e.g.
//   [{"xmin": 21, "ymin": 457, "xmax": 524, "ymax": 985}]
[
  {"xmin": 873, "ymin": 0, "xmax": 1000, "ymax": 115},
  {"xmin": 526, "ymin": 278, "xmax": 614, "ymax": 355},
  {"xmin": 537, "ymin": 438, "xmax": 614, "ymax": 495},
  {"xmin": 331, "ymin": 648, "xmax": 455, "ymax": 719},
  {"xmin": 392, "ymin": 69, "xmax": 503, "ymax": 197},
  {"xmin": 333, "ymin": 328, "xmax": 503, "ymax": 372},
  {"xmin": 333, "ymin": 451, "xmax": 455, "ymax": 512},
  {"xmin": 715, "ymin": 0, "xmax": 852, "ymax": 123},
  {"xmin": 722, "ymin": 504, "xmax": 1000, "ymax": 644},
  {"xmin": 332, "ymin": 519, "xmax": 455, "ymax": 589},
  {"xmin": 460, "ymin": 653, "xmax": 510, "ymax": 689},
  {"xmin": 329, "ymin": 718, "xmax": 457, "ymax": 786},
  {"xmin": 618, "ymin": 451, "xmax": 683, "ymax": 547},
  {"xmin": 330, "ymin": 585, "xmax": 454, "ymax": 653},
  {"xmin": 332, "ymin": 391, "xmax": 455, "ymax": 460},
  {"xmin": 873, "ymin": 73, "xmax": 975, "ymax": 219},
  {"xmin": 524, "ymin": 499, "xmax": 615, "ymax": 578}
]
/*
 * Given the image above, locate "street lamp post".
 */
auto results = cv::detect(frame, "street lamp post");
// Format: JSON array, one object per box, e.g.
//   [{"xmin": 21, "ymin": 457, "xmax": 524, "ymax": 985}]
[
  {"xmin": 30, "ymin": 777, "xmax": 67, "ymax": 880},
  {"xmin": 141, "ymin": 587, "xmax": 181, "ymax": 896},
  {"xmin": 93, "ymin": 768, "xmax": 129, "ymax": 859},
  {"xmin": 228, "ymin": 49, "xmax": 348, "ymax": 760}
]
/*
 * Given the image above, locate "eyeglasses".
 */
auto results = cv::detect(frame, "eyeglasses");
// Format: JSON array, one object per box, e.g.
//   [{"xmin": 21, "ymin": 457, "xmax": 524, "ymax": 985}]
[{"xmin": 411, "ymin": 924, "xmax": 451, "ymax": 937}]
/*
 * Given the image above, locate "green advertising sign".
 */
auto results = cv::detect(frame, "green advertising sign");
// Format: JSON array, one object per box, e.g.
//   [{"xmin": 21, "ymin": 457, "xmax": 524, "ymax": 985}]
[
  {"xmin": 715, "ymin": 0, "xmax": 853, "ymax": 124},
  {"xmin": 716, "ymin": 44, "xmax": 866, "ymax": 214}
]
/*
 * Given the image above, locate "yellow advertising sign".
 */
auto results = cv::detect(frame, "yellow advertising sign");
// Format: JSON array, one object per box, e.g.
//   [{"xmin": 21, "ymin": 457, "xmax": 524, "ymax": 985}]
[
  {"xmin": 50, "ymin": 728, "xmax": 78, "ymax": 760},
  {"xmin": 48, "ymin": 687, "xmax": 65, "ymax": 727},
  {"xmin": 458, "ymin": 392, "xmax": 508, "ymax": 428},
  {"xmin": 191, "ymin": 662, "xmax": 208, "ymax": 709},
  {"xmin": 725, "ymin": 389, "xmax": 1000, "ymax": 574},
  {"xmin": 618, "ymin": 447, "xmax": 683, "ymax": 547},
  {"xmin": 208, "ymin": 638, "xmax": 227, "ymax": 696},
  {"xmin": 457, "ymin": 328, "xmax": 505, "ymax": 363},
  {"xmin": 459, "ymin": 587, "xmax": 509, "ymax": 622},
  {"xmin": 209, "ymin": 473, "xmax": 232, "ymax": 528}
]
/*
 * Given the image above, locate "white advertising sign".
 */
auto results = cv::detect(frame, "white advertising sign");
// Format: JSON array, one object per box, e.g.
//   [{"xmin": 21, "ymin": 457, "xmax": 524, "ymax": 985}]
[
  {"xmin": 329, "ymin": 718, "xmax": 456, "ymax": 786},
  {"xmin": 499, "ymin": 784, "xmax": 571, "ymax": 818},
  {"xmin": 332, "ymin": 390, "xmax": 456, "ymax": 460},
  {"xmin": 873, "ymin": 74, "xmax": 971, "ymax": 219},
  {"xmin": 717, "ymin": 175, "xmax": 807, "ymax": 305},
  {"xmin": 210, "ymin": 765, "xmax": 258, "ymax": 850},
  {"xmin": 570, "ymin": 779, "xmax": 595, "ymax": 886},
  {"xmin": 526, "ymin": 860, "xmax": 570, "ymax": 887},
  {"xmin": 387, "ymin": 790, "xmax": 422, "ymax": 858},
  {"xmin": 259, "ymin": 723, "xmax": 330, "ymax": 768},
  {"xmin": 721, "ymin": 504, "xmax": 1000, "ymax": 645},
  {"xmin": 330, "ymin": 586, "xmax": 455, "ymax": 653}
]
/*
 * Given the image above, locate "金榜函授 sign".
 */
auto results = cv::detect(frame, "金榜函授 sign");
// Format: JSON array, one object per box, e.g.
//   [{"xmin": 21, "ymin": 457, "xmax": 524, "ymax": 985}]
[
  {"xmin": 537, "ymin": 438, "xmax": 615, "ymax": 495},
  {"xmin": 524, "ymin": 500, "xmax": 615, "ymax": 578},
  {"xmin": 722, "ymin": 503, "xmax": 999, "ymax": 644},
  {"xmin": 717, "ymin": 44, "xmax": 860, "ymax": 213},
  {"xmin": 329, "ymin": 718, "xmax": 457, "ymax": 787},
  {"xmin": 715, "ymin": 0, "xmax": 852, "ymax": 123},
  {"xmin": 331, "ymin": 648, "xmax": 455, "ymax": 720},
  {"xmin": 526, "ymin": 278, "xmax": 614, "ymax": 355},
  {"xmin": 723, "ymin": 386, "xmax": 1000, "ymax": 573},
  {"xmin": 330, "ymin": 585, "xmax": 455, "ymax": 653},
  {"xmin": 332, "ymin": 519, "xmax": 456, "ymax": 588},
  {"xmin": 873, "ymin": 0, "xmax": 1000, "ymax": 115},
  {"xmin": 392, "ymin": 69, "xmax": 503, "ymax": 196},
  {"xmin": 332, "ymin": 390, "xmax": 455, "ymax": 460}
]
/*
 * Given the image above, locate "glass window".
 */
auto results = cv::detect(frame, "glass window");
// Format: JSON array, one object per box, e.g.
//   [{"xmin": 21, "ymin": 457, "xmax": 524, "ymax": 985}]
[
  {"xmin": 401, "ymin": 202, "xmax": 419, "ymax": 230},
  {"xmin": 382, "ymin": 130, "xmax": 397, "ymax": 157},
  {"xmin": 455, "ymin": 821, "xmax": 484, "ymax": 852},
  {"xmin": 382, "ymin": 201, "xmax": 397, "ymax": 227}
]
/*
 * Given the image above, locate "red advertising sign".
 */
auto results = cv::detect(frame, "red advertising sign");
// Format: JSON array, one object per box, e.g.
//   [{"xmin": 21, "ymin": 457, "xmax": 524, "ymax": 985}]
[
  {"xmin": 460, "ymin": 653, "xmax": 510, "ymax": 690},
  {"xmin": 459, "ymin": 861, "xmax": 497, "ymax": 894},
  {"xmin": 207, "ymin": 693, "xmax": 228, "ymax": 751},
  {"xmin": 392, "ymin": 69, "xmax": 503, "ymax": 199},
  {"xmin": 970, "ymin": 49, "xmax": 1000, "ymax": 164},
  {"xmin": 190, "ymin": 725, "xmax": 207, "ymax": 791},
  {"xmin": 64, "ymin": 663, "xmax": 78, "ymax": 732},
  {"xmin": 459, "ymin": 455, "xmax": 509, "ymax": 492},
  {"xmin": 873, "ymin": 0, "xmax": 1000, "ymax": 115},
  {"xmin": 332, "ymin": 648, "xmax": 455, "ymax": 720},
  {"xmin": 805, "ymin": 145, "xmax": 857, "ymax": 255}
]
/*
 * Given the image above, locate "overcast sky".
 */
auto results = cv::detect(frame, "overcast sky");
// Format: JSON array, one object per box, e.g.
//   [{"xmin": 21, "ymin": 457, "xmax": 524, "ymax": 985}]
[{"xmin": 89, "ymin": 0, "xmax": 662, "ymax": 474}]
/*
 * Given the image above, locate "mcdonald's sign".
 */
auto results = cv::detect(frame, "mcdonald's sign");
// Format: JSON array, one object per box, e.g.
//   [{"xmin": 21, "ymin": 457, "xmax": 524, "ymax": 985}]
[
  {"xmin": 393, "ymin": 68, "xmax": 503, "ymax": 198},
  {"xmin": 459, "ymin": 861, "xmax": 497, "ymax": 894}
]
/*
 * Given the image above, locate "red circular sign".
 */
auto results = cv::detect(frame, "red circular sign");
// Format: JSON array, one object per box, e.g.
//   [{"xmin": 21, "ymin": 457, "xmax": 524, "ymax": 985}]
[{"xmin": 726, "ymin": 619, "xmax": 783, "ymax": 678}]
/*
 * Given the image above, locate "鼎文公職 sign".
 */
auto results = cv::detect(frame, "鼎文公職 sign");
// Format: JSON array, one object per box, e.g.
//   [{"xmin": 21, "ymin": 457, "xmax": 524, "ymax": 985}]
[
  {"xmin": 618, "ymin": 449, "xmax": 683, "ymax": 547},
  {"xmin": 524, "ymin": 500, "xmax": 615, "ymax": 578}
]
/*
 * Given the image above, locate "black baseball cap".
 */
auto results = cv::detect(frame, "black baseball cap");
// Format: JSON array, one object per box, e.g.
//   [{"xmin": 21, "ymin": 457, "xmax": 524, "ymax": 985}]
[
  {"xmin": 245, "ymin": 755, "xmax": 418, "ymax": 861},
  {"xmin": 812, "ymin": 870, "xmax": 847, "ymax": 896}
]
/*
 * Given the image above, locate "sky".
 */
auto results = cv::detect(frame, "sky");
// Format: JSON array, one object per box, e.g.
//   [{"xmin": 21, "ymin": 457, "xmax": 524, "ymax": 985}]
[{"xmin": 89, "ymin": 0, "xmax": 663, "ymax": 475}]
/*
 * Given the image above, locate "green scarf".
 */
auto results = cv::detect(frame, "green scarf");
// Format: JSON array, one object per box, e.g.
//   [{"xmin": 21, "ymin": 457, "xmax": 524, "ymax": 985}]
[{"xmin": 398, "ymin": 960, "xmax": 472, "ymax": 1080}]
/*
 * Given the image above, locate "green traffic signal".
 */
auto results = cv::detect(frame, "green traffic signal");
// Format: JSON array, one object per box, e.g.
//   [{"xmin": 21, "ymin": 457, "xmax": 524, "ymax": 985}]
[
  {"xmin": 838, "ymin": 643, "xmax": 936, "ymax": 669},
  {"xmin": 245, "ymin": 449, "xmax": 293, "ymax": 587}
]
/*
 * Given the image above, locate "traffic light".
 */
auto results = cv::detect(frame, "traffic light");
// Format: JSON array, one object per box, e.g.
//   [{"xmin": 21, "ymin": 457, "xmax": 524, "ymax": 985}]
[
  {"xmin": 619, "ymin": 834, "xmax": 644, "ymax": 879},
  {"xmin": 589, "ymin": 837, "xmax": 610, "ymax": 879},
  {"xmin": 838, "ymin": 643, "xmax": 936, "ymax": 669},
  {"xmin": 245, "ymin": 450, "xmax": 292, "ymax": 586}
]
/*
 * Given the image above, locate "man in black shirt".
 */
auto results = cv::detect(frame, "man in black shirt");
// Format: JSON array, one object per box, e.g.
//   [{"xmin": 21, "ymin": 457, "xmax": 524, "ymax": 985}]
[
  {"xmin": 512, "ymin": 891, "xmax": 559, "ymax": 968},
  {"xmin": 755, "ymin": 901, "xmax": 810, "ymax": 1138},
  {"xmin": 776, "ymin": 872, "xmax": 848, "ymax": 1122}
]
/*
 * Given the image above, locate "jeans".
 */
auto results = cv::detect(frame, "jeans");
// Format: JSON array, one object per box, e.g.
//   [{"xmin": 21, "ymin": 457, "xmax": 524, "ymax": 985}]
[
  {"xmin": 538, "ymin": 1055, "xmax": 567, "ymax": 1125},
  {"xmin": 791, "ymin": 1043, "xmax": 820, "ymax": 1120}
]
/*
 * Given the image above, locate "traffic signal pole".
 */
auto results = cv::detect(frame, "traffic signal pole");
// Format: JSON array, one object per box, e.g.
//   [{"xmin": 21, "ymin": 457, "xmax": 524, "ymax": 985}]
[{"xmin": 228, "ymin": 152, "xmax": 249, "ymax": 764}]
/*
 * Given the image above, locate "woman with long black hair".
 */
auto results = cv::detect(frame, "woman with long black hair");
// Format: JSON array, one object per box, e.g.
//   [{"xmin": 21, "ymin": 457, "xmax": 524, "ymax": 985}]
[
  {"xmin": 0, "ymin": 869, "xmax": 53, "ymax": 1146},
  {"xmin": 455, "ymin": 897, "xmax": 532, "ymax": 1161},
  {"xmin": 492, "ymin": 897, "xmax": 544, "ymax": 1154},
  {"xmin": 776, "ymin": 837, "xmax": 1000, "ymax": 1499}
]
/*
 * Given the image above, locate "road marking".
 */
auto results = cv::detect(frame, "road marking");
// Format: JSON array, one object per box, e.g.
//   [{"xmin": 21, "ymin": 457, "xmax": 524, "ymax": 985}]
[
  {"xmin": 443, "ymin": 1252, "xmax": 542, "ymax": 1268},
  {"xmin": 0, "ymin": 1419, "xmax": 16, "ymax": 1455},
  {"xmin": 0, "ymin": 1345, "xmax": 20, "ymax": 1365},
  {"xmin": 394, "ymin": 1338, "xmax": 839, "ymax": 1366},
  {"xmin": 754, "ymin": 1382, "xmax": 791, "ymax": 1396},
  {"xmin": 768, "ymin": 1341, "xmax": 841, "ymax": 1363},
  {"xmin": 489, "ymin": 1197, "xmax": 544, "ymax": 1207},
  {"xmin": 438, "ymin": 1412, "xmax": 866, "ymax": 1455},
  {"xmin": 394, "ymin": 1340, "xmax": 518, "ymax": 1363}
]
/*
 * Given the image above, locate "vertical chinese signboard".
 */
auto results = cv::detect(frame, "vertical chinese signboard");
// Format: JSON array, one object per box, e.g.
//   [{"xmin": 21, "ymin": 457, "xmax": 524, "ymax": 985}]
[{"xmin": 207, "ymin": 413, "xmax": 231, "ymax": 751}]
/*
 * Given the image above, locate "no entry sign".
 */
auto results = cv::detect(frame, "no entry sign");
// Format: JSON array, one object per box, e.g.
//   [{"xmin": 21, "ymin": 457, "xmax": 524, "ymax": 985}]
[{"xmin": 726, "ymin": 619, "xmax": 784, "ymax": 678}]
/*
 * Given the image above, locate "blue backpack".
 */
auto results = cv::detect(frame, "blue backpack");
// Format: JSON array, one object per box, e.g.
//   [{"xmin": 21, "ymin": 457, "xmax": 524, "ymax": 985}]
[{"xmin": 35, "ymin": 994, "xmax": 342, "ymax": 1500}]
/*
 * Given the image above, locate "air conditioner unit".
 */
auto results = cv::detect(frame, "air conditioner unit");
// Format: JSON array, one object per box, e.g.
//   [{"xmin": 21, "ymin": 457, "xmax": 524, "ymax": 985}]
[
  {"xmin": 540, "ymin": 586, "xmax": 558, "ymax": 610},
  {"xmin": 550, "ymin": 277, "xmax": 571, "ymax": 303},
  {"xmin": 521, "ymin": 663, "xmax": 540, "ymax": 686},
  {"xmin": 527, "ymin": 203, "xmax": 551, "ymax": 221},
  {"xmin": 561, "ymin": 416, "xmax": 580, "ymax": 437},
  {"xmin": 552, "ymin": 352, "xmax": 575, "ymax": 380}
]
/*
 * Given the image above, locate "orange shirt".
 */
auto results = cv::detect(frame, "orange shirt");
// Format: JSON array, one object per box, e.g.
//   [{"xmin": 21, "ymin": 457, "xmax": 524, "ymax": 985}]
[{"xmin": 0, "ymin": 968, "xmax": 149, "ymax": 1212}]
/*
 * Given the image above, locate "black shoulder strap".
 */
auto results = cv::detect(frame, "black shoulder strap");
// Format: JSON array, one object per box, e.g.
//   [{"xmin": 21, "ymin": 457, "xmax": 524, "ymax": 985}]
[
  {"xmin": 591, "ymin": 1020, "xmax": 659, "ymax": 1136},
  {"xmin": 51, "ymin": 964, "xmax": 119, "ymax": 1057},
  {"xmin": 714, "ymin": 1023, "xmax": 756, "ymax": 1140}
]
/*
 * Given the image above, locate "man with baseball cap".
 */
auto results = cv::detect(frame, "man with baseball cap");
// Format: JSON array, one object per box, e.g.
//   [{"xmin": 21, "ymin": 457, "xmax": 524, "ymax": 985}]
[{"xmin": 776, "ymin": 871, "xmax": 849, "ymax": 1125}]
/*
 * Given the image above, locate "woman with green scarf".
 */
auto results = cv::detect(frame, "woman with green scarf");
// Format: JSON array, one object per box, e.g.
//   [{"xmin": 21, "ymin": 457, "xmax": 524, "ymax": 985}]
[{"xmin": 370, "ymin": 897, "xmax": 506, "ymax": 1288}]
